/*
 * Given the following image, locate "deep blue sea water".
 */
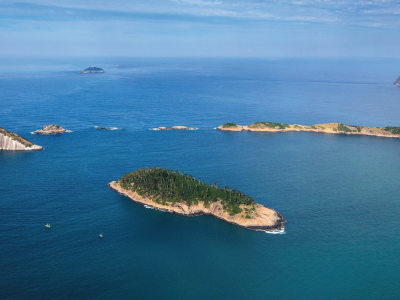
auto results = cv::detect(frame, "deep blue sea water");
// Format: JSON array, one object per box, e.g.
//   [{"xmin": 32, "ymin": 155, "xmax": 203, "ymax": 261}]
[{"xmin": 1, "ymin": 58, "xmax": 400, "ymax": 299}]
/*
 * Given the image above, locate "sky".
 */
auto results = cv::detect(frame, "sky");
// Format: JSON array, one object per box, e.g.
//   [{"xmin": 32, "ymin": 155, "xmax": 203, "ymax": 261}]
[{"xmin": 1, "ymin": 0, "xmax": 400, "ymax": 57}]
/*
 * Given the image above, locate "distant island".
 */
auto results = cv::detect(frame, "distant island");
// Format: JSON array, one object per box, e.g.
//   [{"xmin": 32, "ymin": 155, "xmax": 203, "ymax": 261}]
[
  {"xmin": 33, "ymin": 125, "xmax": 70, "ymax": 135},
  {"xmin": 0, "ymin": 127, "xmax": 43, "ymax": 151},
  {"xmin": 394, "ymin": 76, "xmax": 400, "ymax": 86},
  {"xmin": 150, "ymin": 126, "xmax": 198, "ymax": 130},
  {"xmin": 217, "ymin": 122, "xmax": 400, "ymax": 138},
  {"xmin": 109, "ymin": 168, "xmax": 285, "ymax": 232},
  {"xmin": 80, "ymin": 67, "xmax": 104, "ymax": 74}
]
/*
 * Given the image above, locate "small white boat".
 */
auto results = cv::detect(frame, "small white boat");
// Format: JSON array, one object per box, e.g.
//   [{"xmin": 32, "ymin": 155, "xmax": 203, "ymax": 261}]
[
  {"xmin": 45, "ymin": 224, "xmax": 51, "ymax": 228},
  {"xmin": 99, "ymin": 233, "xmax": 103, "ymax": 238}
]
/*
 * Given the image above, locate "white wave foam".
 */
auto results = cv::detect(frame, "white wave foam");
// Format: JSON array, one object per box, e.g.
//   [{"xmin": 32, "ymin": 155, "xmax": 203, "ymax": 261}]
[{"xmin": 258, "ymin": 228, "xmax": 285, "ymax": 235}]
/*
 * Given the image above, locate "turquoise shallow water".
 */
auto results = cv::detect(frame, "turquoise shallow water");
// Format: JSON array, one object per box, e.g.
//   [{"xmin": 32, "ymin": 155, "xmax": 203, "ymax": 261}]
[{"xmin": 1, "ymin": 58, "xmax": 400, "ymax": 299}]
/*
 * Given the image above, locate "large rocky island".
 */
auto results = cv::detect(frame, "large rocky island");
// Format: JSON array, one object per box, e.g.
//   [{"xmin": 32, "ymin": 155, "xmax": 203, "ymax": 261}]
[
  {"xmin": 109, "ymin": 168, "xmax": 285, "ymax": 232},
  {"xmin": 80, "ymin": 67, "xmax": 104, "ymax": 74},
  {"xmin": 0, "ymin": 127, "xmax": 43, "ymax": 151},
  {"xmin": 217, "ymin": 122, "xmax": 400, "ymax": 138}
]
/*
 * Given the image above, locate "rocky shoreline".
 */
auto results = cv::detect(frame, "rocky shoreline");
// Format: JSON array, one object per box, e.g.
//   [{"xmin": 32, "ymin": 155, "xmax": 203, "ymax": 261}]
[
  {"xmin": 108, "ymin": 181, "xmax": 285, "ymax": 232},
  {"xmin": 217, "ymin": 122, "xmax": 400, "ymax": 138}
]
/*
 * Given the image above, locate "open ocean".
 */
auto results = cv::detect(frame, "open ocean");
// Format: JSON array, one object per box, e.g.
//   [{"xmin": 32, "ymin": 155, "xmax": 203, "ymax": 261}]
[{"xmin": 1, "ymin": 57, "xmax": 400, "ymax": 299}]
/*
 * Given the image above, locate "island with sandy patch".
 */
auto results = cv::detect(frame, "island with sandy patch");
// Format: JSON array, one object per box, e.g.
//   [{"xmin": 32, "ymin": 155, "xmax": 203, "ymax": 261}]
[
  {"xmin": 0, "ymin": 127, "xmax": 43, "ymax": 151},
  {"xmin": 216, "ymin": 122, "xmax": 400, "ymax": 138},
  {"xmin": 109, "ymin": 167, "xmax": 285, "ymax": 232}
]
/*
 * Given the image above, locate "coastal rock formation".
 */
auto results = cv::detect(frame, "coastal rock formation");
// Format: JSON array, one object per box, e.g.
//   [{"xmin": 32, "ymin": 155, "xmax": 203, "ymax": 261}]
[
  {"xmin": 150, "ymin": 126, "xmax": 198, "ymax": 131},
  {"xmin": 217, "ymin": 122, "xmax": 400, "ymax": 138},
  {"xmin": 0, "ymin": 127, "xmax": 43, "ymax": 151},
  {"xmin": 109, "ymin": 168, "xmax": 285, "ymax": 232},
  {"xmin": 33, "ymin": 125, "xmax": 68, "ymax": 135},
  {"xmin": 80, "ymin": 67, "xmax": 104, "ymax": 74}
]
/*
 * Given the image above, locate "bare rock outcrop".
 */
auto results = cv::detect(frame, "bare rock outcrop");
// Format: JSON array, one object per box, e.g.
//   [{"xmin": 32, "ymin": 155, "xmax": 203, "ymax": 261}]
[{"xmin": 33, "ymin": 125, "xmax": 68, "ymax": 135}]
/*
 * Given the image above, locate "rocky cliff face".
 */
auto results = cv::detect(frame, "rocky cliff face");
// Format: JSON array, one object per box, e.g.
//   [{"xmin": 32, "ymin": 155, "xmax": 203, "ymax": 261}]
[
  {"xmin": 394, "ymin": 76, "xmax": 400, "ymax": 86},
  {"xmin": 0, "ymin": 127, "xmax": 43, "ymax": 151}
]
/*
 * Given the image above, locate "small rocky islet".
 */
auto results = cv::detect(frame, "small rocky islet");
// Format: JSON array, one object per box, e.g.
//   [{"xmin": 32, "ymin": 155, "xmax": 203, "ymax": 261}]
[
  {"xmin": 0, "ymin": 127, "xmax": 43, "ymax": 151},
  {"xmin": 150, "ymin": 126, "xmax": 198, "ymax": 130},
  {"xmin": 109, "ymin": 167, "xmax": 285, "ymax": 232},
  {"xmin": 217, "ymin": 122, "xmax": 400, "ymax": 138},
  {"xmin": 33, "ymin": 125, "xmax": 70, "ymax": 135}
]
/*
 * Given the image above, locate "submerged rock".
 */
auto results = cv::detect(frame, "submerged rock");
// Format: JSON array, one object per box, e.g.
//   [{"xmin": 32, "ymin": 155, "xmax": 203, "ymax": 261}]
[
  {"xmin": 95, "ymin": 126, "xmax": 118, "ymax": 130},
  {"xmin": 0, "ymin": 127, "xmax": 43, "ymax": 151}
]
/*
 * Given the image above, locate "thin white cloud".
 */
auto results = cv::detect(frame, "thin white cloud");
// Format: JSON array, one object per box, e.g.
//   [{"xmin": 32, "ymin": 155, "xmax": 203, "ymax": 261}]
[{"xmin": 171, "ymin": 0, "xmax": 223, "ymax": 6}]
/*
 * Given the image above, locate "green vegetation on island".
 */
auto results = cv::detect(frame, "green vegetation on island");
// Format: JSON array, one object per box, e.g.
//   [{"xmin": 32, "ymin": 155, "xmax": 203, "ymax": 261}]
[
  {"xmin": 118, "ymin": 167, "xmax": 255, "ymax": 216},
  {"xmin": 84, "ymin": 67, "xmax": 103, "ymax": 72},
  {"xmin": 222, "ymin": 123, "xmax": 238, "ymax": 128},
  {"xmin": 337, "ymin": 123, "xmax": 361, "ymax": 133},
  {"xmin": 383, "ymin": 127, "xmax": 400, "ymax": 134},
  {"xmin": 248, "ymin": 122, "xmax": 290, "ymax": 129}
]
